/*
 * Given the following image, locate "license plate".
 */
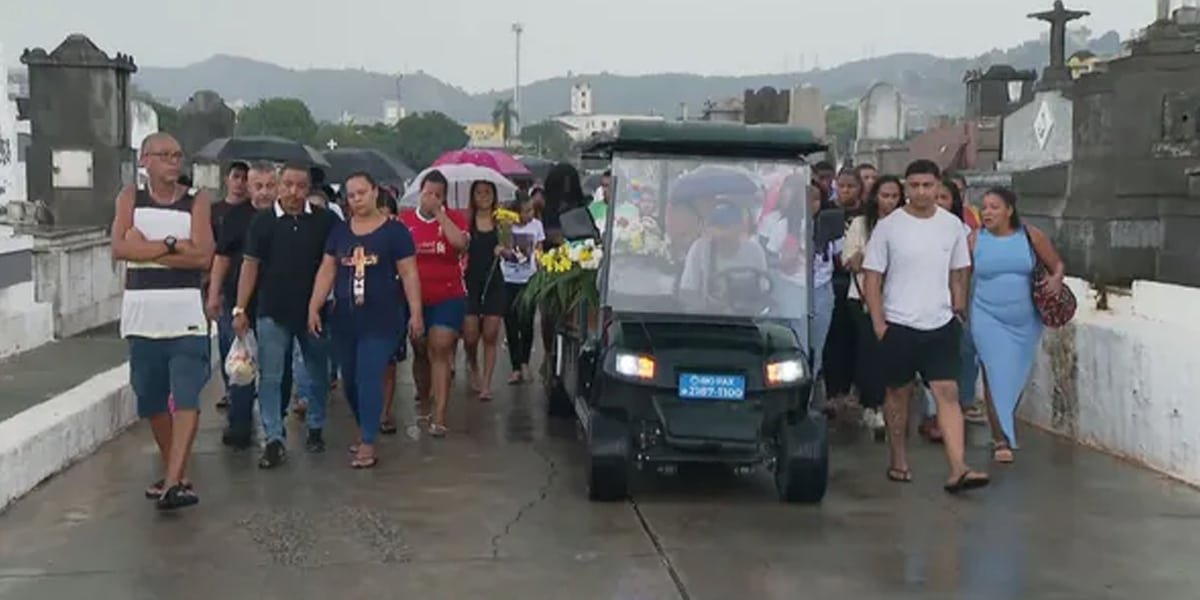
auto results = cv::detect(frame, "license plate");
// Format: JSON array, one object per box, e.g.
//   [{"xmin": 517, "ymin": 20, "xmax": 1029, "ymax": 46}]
[{"xmin": 678, "ymin": 373, "xmax": 746, "ymax": 400}]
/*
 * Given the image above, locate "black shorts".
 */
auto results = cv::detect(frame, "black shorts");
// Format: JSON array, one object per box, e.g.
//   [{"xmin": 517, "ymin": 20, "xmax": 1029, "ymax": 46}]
[
  {"xmin": 466, "ymin": 275, "xmax": 507, "ymax": 316},
  {"xmin": 878, "ymin": 319, "xmax": 961, "ymax": 389}
]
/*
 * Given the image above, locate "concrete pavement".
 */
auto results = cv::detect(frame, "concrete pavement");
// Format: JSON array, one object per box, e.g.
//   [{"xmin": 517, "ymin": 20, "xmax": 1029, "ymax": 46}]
[{"xmin": 2, "ymin": 356, "xmax": 1199, "ymax": 599}]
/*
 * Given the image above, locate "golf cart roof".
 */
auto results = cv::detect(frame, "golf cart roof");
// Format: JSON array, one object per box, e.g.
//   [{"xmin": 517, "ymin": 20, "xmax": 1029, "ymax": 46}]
[{"xmin": 581, "ymin": 120, "xmax": 827, "ymax": 160}]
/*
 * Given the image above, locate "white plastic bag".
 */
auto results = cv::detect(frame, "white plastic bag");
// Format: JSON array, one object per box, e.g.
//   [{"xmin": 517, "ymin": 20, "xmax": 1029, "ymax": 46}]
[{"xmin": 225, "ymin": 330, "xmax": 258, "ymax": 386}]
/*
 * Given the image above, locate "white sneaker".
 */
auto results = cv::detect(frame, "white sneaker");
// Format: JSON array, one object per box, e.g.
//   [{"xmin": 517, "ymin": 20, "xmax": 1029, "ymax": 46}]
[{"xmin": 862, "ymin": 408, "xmax": 885, "ymax": 430}]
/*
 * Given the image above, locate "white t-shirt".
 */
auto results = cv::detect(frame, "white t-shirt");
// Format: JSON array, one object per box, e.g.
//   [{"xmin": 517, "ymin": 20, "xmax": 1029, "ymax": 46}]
[
  {"xmin": 862, "ymin": 207, "xmax": 970, "ymax": 331},
  {"xmin": 500, "ymin": 219, "xmax": 546, "ymax": 284}
]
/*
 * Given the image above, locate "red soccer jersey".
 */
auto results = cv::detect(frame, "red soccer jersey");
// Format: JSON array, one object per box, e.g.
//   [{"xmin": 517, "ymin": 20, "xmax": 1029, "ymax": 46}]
[{"xmin": 398, "ymin": 210, "xmax": 467, "ymax": 306}]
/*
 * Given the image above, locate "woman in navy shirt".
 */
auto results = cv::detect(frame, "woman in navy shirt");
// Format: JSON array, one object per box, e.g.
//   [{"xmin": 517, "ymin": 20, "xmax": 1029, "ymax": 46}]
[{"xmin": 309, "ymin": 172, "xmax": 424, "ymax": 468}]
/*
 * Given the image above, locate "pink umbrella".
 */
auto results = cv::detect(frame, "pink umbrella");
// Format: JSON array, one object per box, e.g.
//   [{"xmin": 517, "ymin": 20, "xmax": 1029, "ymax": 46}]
[{"xmin": 432, "ymin": 149, "xmax": 532, "ymax": 178}]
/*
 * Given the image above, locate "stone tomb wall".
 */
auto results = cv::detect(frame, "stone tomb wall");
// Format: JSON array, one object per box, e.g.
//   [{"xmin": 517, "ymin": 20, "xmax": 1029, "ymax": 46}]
[{"xmin": 1020, "ymin": 279, "xmax": 1200, "ymax": 487}]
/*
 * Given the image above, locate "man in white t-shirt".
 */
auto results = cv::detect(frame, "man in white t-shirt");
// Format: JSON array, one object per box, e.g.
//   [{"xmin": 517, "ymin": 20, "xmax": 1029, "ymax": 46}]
[{"xmin": 861, "ymin": 159, "xmax": 989, "ymax": 494}]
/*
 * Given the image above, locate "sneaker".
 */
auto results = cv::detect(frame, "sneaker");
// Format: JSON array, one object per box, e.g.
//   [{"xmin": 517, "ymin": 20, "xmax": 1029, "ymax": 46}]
[
  {"xmin": 861, "ymin": 407, "xmax": 885, "ymax": 430},
  {"xmin": 964, "ymin": 403, "xmax": 988, "ymax": 425},
  {"xmin": 305, "ymin": 428, "xmax": 326, "ymax": 453},
  {"xmin": 258, "ymin": 440, "xmax": 287, "ymax": 469}
]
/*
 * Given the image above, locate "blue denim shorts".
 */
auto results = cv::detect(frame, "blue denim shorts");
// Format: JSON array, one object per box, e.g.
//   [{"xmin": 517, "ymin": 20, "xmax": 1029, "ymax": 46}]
[
  {"xmin": 127, "ymin": 335, "xmax": 211, "ymax": 418},
  {"xmin": 424, "ymin": 297, "xmax": 466, "ymax": 334}
]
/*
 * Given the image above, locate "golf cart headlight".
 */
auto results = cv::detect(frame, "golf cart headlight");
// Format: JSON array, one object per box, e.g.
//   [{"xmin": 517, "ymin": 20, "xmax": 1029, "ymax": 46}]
[
  {"xmin": 615, "ymin": 353, "xmax": 655, "ymax": 379},
  {"xmin": 766, "ymin": 359, "xmax": 805, "ymax": 385}
]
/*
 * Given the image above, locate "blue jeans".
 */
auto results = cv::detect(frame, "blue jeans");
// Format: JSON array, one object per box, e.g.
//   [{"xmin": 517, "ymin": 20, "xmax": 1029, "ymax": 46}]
[
  {"xmin": 127, "ymin": 335, "xmax": 211, "ymax": 418},
  {"xmin": 333, "ymin": 330, "xmax": 394, "ymax": 445},
  {"xmin": 924, "ymin": 321, "xmax": 980, "ymax": 416},
  {"xmin": 257, "ymin": 316, "xmax": 330, "ymax": 444},
  {"xmin": 810, "ymin": 281, "xmax": 835, "ymax": 375}
]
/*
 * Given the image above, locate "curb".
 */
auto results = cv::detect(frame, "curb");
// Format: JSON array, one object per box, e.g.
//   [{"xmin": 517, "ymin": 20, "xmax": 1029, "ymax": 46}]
[{"xmin": 0, "ymin": 363, "xmax": 135, "ymax": 513}]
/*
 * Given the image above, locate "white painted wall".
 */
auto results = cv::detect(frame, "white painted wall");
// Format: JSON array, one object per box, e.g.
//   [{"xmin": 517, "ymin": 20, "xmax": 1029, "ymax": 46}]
[
  {"xmin": 1020, "ymin": 278, "xmax": 1200, "ymax": 486},
  {"xmin": 32, "ymin": 228, "xmax": 124, "ymax": 338},
  {"xmin": 0, "ymin": 231, "xmax": 54, "ymax": 358},
  {"xmin": 0, "ymin": 41, "xmax": 18, "ymax": 208}
]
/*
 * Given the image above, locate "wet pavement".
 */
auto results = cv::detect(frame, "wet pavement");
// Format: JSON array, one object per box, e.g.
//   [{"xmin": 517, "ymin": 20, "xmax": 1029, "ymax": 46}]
[
  {"xmin": 2, "ymin": 352, "xmax": 1200, "ymax": 599},
  {"xmin": 0, "ymin": 323, "xmax": 125, "ymax": 422}
]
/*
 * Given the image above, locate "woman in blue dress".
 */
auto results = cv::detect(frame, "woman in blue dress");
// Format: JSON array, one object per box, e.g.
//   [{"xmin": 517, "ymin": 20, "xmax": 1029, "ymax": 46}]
[
  {"xmin": 969, "ymin": 187, "xmax": 1064, "ymax": 463},
  {"xmin": 309, "ymin": 172, "xmax": 425, "ymax": 468}
]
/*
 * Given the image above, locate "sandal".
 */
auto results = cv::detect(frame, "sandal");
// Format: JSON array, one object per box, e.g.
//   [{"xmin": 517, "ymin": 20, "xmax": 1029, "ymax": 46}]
[
  {"xmin": 508, "ymin": 372, "xmax": 523, "ymax": 385},
  {"xmin": 886, "ymin": 467, "xmax": 912, "ymax": 483},
  {"xmin": 351, "ymin": 447, "xmax": 378, "ymax": 469},
  {"xmin": 155, "ymin": 482, "xmax": 199, "ymax": 510},
  {"xmin": 428, "ymin": 423, "xmax": 448, "ymax": 437},
  {"xmin": 992, "ymin": 441, "xmax": 1015, "ymax": 464},
  {"xmin": 145, "ymin": 479, "xmax": 192, "ymax": 499},
  {"xmin": 944, "ymin": 471, "xmax": 990, "ymax": 494},
  {"xmin": 380, "ymin": 418, "xmax": 398, "ymax": 435},
  {"xmin": 479, "ymin": 390, "xmax": 493, "ymax": 402}
]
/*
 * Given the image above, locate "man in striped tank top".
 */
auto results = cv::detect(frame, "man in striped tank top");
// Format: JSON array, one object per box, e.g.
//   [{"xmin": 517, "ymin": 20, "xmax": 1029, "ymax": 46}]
[{"xmin": 111, "ymin": 132, "xmax": 215, "ymax": 511}]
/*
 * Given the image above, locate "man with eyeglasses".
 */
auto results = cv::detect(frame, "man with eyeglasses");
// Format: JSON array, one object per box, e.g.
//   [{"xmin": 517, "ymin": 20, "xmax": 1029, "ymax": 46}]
[{"xmin": 111, "ymin": 132, "xmax": 214, "ymax": 511}]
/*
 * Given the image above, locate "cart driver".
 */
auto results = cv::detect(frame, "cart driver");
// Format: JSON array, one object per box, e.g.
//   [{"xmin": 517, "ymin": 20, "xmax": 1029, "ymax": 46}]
[{"xmin": 677, "ymin": 202, "xmax": 769, "ymax": 313}]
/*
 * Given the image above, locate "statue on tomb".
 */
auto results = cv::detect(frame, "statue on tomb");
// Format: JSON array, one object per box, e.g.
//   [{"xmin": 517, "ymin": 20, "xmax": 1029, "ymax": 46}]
[{"xmin": 1028, "ymin": 1, "xmax": 1090, "ymax": 90}]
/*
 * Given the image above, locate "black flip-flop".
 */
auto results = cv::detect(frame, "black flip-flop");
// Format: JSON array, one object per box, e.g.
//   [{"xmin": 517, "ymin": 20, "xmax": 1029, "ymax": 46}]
[
  {"xmin": 145, "ymin": 479, "xmax": 192, "ymax": 499},
  {"xmin": 944, "ymin": 472, "xmax": 990, "ymax": 494},
  {"xmin": 155, "ymin": 483, "xmax": 199, "ymax": 510},
  {"xmin": 380, "ymin": 420, "xmax": 398, "ymax": 435},
  {"xmin": 887, "ymin": 468, "xmax": 912, "ymax": 483}
]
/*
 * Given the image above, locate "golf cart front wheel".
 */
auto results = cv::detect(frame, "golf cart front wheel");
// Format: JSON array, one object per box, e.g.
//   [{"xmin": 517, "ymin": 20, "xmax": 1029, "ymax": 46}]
[
  {"xmin": 774, "ymin": 414, "xmax": 830, "ymax": 504},
  {"xmin": 587, "ymin": 412, "xmax": 630, "ymax": 501}
]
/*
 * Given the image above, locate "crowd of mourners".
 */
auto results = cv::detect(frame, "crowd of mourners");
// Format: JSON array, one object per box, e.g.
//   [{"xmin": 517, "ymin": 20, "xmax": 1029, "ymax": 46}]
[{"xmin": 114, "ymin": 132, "xmax": 1064, "ymax": 510}]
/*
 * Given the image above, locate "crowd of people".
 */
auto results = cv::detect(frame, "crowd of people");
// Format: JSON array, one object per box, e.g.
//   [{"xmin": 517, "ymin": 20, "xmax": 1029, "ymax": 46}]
[
  {"xmin": 113, "ymin": 131, "xmax": 1064, "ymax": 511},
  {"xmin": 800, "ymin": 158, "xmax": 1064, "ymax": 492}
]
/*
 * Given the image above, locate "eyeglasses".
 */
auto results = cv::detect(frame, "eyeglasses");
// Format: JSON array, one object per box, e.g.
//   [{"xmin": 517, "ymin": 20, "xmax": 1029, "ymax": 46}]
[{"xmin": 147, "ymin": 151, "xmax": 184, "ymax": 161}]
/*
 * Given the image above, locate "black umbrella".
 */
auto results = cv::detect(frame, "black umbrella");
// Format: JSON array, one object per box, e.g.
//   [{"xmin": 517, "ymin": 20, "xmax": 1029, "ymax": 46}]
[
  {"xmin": 515, "ymin": 155, "xmax": 555, "ymax": 181},
  {"xmin": 194, "ymin": 135, "xmax": 331, "ymax": 169},
  {"xmin": 322, "ymin": 148, "xmax": 415, "ymax": 186}
]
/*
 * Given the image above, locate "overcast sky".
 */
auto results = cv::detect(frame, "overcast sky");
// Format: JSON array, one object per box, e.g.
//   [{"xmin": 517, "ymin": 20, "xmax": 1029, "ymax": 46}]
[{"xmin": 3, "ymin": 0, "xmax": 1157, "ymax": 92}]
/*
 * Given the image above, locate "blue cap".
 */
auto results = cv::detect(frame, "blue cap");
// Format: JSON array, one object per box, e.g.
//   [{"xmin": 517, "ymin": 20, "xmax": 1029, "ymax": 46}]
[{"xmin": 708, "ymin": 203, "xmax": 742, "ymax": 227}]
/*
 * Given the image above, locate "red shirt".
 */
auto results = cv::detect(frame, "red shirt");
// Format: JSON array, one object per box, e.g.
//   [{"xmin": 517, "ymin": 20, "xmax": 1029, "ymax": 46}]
[{"xmin": 398, "ymin": 210, "xmax": 467, "ymax": 305}]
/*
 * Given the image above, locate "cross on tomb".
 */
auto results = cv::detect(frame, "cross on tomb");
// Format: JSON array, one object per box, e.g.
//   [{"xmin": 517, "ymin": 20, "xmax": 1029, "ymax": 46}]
[
  {"xmin": 340, "ymin": 245, "xmax": 379, "ymax": 305},
  {"xmin": 326, "ymin": 138, "xmax": 339, "ymax": 150}
]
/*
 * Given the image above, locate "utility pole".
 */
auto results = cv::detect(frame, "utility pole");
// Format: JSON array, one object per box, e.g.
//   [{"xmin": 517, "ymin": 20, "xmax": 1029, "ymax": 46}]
[{"xmin": 511, "ymin": 22, "xmax": 524, "ymax": 142}]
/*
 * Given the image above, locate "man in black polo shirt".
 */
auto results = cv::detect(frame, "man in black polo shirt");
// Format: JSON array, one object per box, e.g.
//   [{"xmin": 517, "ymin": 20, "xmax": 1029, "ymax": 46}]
[
  {"xmin": 208, "ymin": 161, "xmax": 277, "ymax": 448},
  {"xmin": 233, "ymin": 163, "xmax": 336, "ymax": 468}
]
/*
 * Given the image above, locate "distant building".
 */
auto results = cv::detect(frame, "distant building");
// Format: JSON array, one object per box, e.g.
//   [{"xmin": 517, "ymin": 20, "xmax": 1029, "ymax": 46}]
[
  {"xmin": 465, "ymin": 122, "xmax": 505, "ymax": 148},
  {"xmin": 700, "ymin": 97, "xmax": 744, "ymax": 123},
  {"xmin": 553, "ymin": 81, "xmax": 664, "ymax": 142}
]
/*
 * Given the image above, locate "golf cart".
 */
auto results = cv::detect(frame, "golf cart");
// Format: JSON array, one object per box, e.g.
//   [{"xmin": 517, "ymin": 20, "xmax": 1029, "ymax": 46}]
[{"xmin": 545, "ymin": 120, "xmax": 834, "ymax": 503}]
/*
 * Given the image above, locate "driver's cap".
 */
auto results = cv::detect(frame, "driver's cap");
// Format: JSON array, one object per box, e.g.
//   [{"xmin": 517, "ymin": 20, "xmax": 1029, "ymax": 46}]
[{"xmin": 708, "ymin": 202, "xmax": 742, "ymax": 227}]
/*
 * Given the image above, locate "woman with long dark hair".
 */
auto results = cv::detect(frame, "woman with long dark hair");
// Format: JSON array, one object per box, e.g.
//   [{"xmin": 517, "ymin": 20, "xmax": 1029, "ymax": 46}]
[
  {"xmin": 970, "ymin": 187, "xmax": 1063, "ymax": 464},
  {"xmin": 463, "ymin": 180, "xmax": 507, "ymax": 400},
  {"xmin": 536, "ymin": 163, "xmax": 587, "ymax": 380},
  {"xmin": 307, "ymin": 171, "xmax": 423, "ymax": 468},
  {"xmin": 843, "ymin": 175, "xmax": 905, "ymax": 437}
]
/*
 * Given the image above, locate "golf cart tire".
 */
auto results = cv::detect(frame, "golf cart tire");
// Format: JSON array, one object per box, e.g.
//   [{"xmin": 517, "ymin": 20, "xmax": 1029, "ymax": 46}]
[
  {"xmin": 587, "ymin": 411, "xmax": 630, "ymax": 502},
  {"xmin": 775, "ymin": 414, "xmax": 830, "ymax": 504},
  {"xmin": 546, "ymin": 378, "xmax": 574, "ymax": 419}
]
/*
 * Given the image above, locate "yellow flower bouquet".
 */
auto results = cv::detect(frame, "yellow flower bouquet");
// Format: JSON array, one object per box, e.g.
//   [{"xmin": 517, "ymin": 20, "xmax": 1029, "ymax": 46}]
[
  {"xmin": 494, "ymin": 207, "xmax": 521, "ymax": 246},
  {"xmin": 517, "ymin": 239, "xmax": 603, "ymax": 328}
]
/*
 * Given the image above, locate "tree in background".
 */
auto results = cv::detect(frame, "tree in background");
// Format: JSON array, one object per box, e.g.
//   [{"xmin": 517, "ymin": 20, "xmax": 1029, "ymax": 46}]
[
  {"xmin": 825, "ymin": 104, "xmax": 858, "ymax": 158},
  {"xmin": 131, "ymin": 87, "xmax": 180, "ymax": 137},
  {"xmin": 518, "ymin": 120, "xmax": 574, "ymax": 162},
  {"xmin": 393, "ymin": 111, "xmax": 469, "ymax": 170},
  {"xmin": 491, "ymin": 99, "xmax": 518, "ymax": 146},
  {"xmin": 236, "ymin": 98, "xmax": 319, "ymax": 143}
]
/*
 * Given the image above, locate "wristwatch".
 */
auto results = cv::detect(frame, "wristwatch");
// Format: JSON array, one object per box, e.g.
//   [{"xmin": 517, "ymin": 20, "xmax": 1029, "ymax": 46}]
[
  {"xmin": 232, "ymin": 306, "xmax": 245, "ymax": 317},
  {"xmin": 164, "ymin": 236, "xmax": 178, "ymax": 254}
]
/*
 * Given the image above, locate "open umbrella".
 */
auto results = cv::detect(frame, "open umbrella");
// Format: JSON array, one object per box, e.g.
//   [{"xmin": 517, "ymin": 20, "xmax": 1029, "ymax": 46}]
[
  {"xmin": 432, "ymin": 149, "xmax": 532, "ymax": 179},
  {"xmin": 194, "ymin": 135, "xmax": 331, "ymax": 168},
  {"xmin": 515, "ymin": 155, "xmax": 555, "ymax": 181},
  {"xmin": 400, "ymin": 163, "xmax": 519, "ymax": 212},
  {"xmin": 322, "ymin": 148, "xmax": 415, "ymax": 186}
]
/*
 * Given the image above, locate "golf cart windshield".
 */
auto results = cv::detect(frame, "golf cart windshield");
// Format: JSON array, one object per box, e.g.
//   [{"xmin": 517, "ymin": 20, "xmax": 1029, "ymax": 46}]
[{"xmin": 602, "ymin": 153, "xmax": 812, "ymax": 321}]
